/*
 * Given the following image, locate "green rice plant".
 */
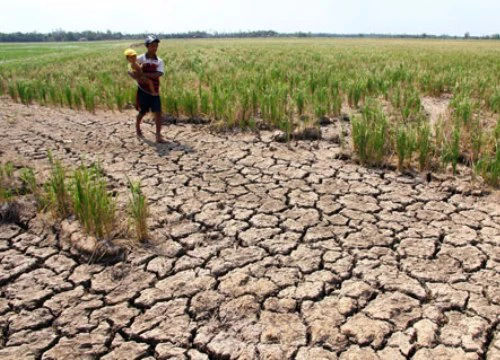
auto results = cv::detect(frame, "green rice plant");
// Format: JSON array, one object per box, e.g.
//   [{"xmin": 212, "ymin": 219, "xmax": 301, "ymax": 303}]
[
  {"xmin": 251, "ymin": 88, "xmax": 259, "ymax": 117},
  {"xmin": 64, "ymin": 85, "xmax": 73, "ymax": 109},
  {"xmin": 347, "ymin": 80, "xmax": 364, "ymax": 108},
  {"xmin": 7, "ymin": 80, "xmax": 17, "ymax": 101},
  {"xmin": 127, "ymin": 179, "xmax": 149, "ymax": 242},
  {"xmin": 211, "ymin": 85, "xmax": 224, "ymax": 120},
  {"xmin": 200, "ymin": 90, "xmax": 210, "ymax": 115},
  {"xmin": 390, "ymin": 85, "xmax": 402, "ymax": 110},
  {"xmin": 79, "ymin": 85, "xmax": 96, "ymax": 113},
  {"xmin": 314, "ymin": 87, "xmax": 328, "ymax": 119},
  {"xmin": 181, "ymin": 90, "xmax": 198, "ymax": 119},
  {"xmin": 475, "ymin": 142, "xmax": 499, "ymax": 187},
  {"xmin": 469, "ymin": 119, "xmax": 483, "ymax": 165},
  {"xmin": 237, "ymin": 88, "xmax": 252, "ymax": 125},
  {"xmin": 0, "ymin": 162, "xmax": 15, "ymax": 202},
  {"xmin": 489, "ymin": 89, "xmax": 500, "ymax": 113},
  {"xmin": 48, "ymin": 84, "xmax": 60, "ymax": 106},
  {"xmin": 433, "ymin": 117, "xmax": 446, "ymax": 157},
  {"xmin": 34, "ymin": 81, "xmax": 48, "ymax": 106},
  {"xmin": 46, "ymin": 153, "xmax": 70, "ymax": 218},
  {"xmin": 351, "ymin": 99, "xmax": 388, "ymax": 166},
  {"xmin": 441, "ymin": 122, "xmax": 461, "ymax": 174},
  {"xmin": 113, "ymin": 87, "xmax": 125, "ymax": 111},
  {"xmin": 103, "ymin": 91, "xmax": 115, "ymax": 111},
  {"xmin": 165, "ymin": 91, "xmax": 180, "ymax": 118},
  {"xmin": 222, "ymin": 101, "xmax": 238, "ymax": 128},
  {"xmin": 2, "ymin": 162, "xmax": 14, "ymax": 178},
  {"xmin": 416, "ymin": 121, "xmax": 433, "ymax": 171},
  {"xmin": 0, "ymin": 77, "xmax": 5, "ymax": 96},
  {"xmin": 19, "ymin": 167, "xmax": 47, "ymax": 210},
  {"xmin": 329, "ymin": 86, "xmax": 342, "ymax": 117},
  {"xmin": 295, "ymin": 89, "xmax": 305, "ymax": 117},
  {"xmin": 451, "ymin": 95, "xmax": 473, "ymax": 127},
  {"xmin": 495, "ymin": 118, "xmax": 500, "ymax": 141},
  {"xmin": 395, "ymin": 125, "xmax": 416, "ymax": 171},
  {"xmin": 261, "ymin": 86, "xmax": 288, "ymax": 128},
  {"xmin": 308, "ymin": 72, "xmax": 318, "ymax": 95},
  {"xmin": 71, "ymin": 163, "xmax": 116, "ymax": 239},
  {"xmin": 16, "ymin": 81, "xmax": 33, "ymax": 105},
  {"xmin": 401, "ymin": 88, "xmax": 422, "ymax": 121},
  {"xmin": 72, "ymin": 89, "xmax": 82, "ymax": 110}
]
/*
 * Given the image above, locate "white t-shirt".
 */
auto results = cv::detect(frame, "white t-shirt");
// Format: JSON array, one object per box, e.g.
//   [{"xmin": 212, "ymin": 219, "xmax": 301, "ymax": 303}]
[{"xmin": 136, "ymin": 53, "xmax": 164, "ymax": 93}]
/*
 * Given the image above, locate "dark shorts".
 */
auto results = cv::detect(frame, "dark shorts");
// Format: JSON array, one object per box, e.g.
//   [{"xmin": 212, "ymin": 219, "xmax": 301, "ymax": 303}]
[{"xmin": 136, "ymin": 87, "xmax": 161, "ymax": 115}]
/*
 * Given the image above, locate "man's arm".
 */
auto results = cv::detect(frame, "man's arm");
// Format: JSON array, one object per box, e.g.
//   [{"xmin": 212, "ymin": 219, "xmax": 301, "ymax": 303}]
[{"xmin": 141, "ymin": 71, "xmax": 163, "ymax": 80}]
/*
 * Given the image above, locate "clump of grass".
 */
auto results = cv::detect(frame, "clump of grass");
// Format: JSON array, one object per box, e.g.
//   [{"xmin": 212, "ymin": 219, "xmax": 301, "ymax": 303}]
[
  {"xmin": 469, "ymin": 119, "xmax": 483, "ymax": 165},
  {"xmin": 488, "ymin": 89, "xmax": 500, "ymax": 113},
  {"xmin": 79, "ymin": 85, "xmax": 96, "ymax": 113},
  {"xmin": 451, "ymin": 95, "xmax": 473, "ymax": 127},
  {"xmin": 347, "ymin": 80, "xmax": 365, "ymax": 108},
  {"xmin": 114, "ymin": 87, "xmax": 125, "ymax": 112},
  {"xmin": 416, "ymin": 122, "xmax": 433, "ymax": 171},
  {"xmin": 0, "ymin": 162, "xmax": 15, "ymax": 202},
  {"xmin": 401, "ymin": 88, "xmax": 422, "ymax": 121},
  {"xmin": 7, "ymin": 80, "xmax": 17, "ymax": 101},
  {"xmin": 71, "ymin": 162, "xmax": 116, "ymax": 239},
  {"xmin": 46, "ymin": 153, "xmax": 70, "ymax": 218},
  {"xmin": 200, "ymin": 90, "xmax": 210, "ymax": 116},
  {"xmin": 475, "ymin": 143, "xmax": 499, "ymax": 187},
  {"xmin": 128, "ymin": 179, "xmax": 149, "ymax": 242},
  {"xmin": 16, "ymin": 81, "xmax": 34, "ymax": 105},
  {"xmin": 314, "ymin": 93, "xmax": 328, "ymax": 120},
  {"xmin": 182, "ymin": 90, "xmax": 199, "ymax": 119},
  {"xmin": 441, "ymin": 122, "xmax": 462, "ymax": 174},
  {"xmin": 395, "ymin": 125, "xmax": 416, "ymax": 171},
  {"xmin": 294, "ymin": 89, "xmax": 305, "ymax": 117},
  {"xmin": 351, "ymin": 99, "xmax": 388, "ymax": 166},
  {"xmin": 20, "ymin": 167, "xmax": 47, "ymax": 209}
]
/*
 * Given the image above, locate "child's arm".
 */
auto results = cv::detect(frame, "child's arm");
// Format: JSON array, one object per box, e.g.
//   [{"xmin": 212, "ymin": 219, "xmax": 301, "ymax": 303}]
[{"xmin": 130, "ymin": 62, "xmax": 143, "ymax": 75}]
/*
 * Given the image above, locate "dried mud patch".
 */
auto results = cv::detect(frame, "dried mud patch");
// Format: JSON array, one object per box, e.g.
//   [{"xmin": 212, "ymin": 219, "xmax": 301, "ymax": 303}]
[{"xmin": 0, "ymin": 98, "xmax": 499, "ymax": 359}]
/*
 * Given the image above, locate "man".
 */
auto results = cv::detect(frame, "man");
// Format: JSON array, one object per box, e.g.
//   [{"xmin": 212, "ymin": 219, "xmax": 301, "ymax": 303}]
[{"xmin": 129, "ymin": 35, "xmax": 166, "ymax": 143}]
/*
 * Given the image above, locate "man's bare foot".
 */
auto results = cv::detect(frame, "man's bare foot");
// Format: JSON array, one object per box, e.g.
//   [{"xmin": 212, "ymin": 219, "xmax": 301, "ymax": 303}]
[
  {"xmin": 136, "ymin": 128, "xmax": 144, "ymax": 137},
  {"xmin": 156, "ymin": 135, "xmax": 167, "ymax": 143}
]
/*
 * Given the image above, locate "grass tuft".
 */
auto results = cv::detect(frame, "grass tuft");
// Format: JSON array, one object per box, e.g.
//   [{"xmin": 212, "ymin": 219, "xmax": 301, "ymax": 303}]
[
  {"xmin": 71, "ymin": 162, "xmax": 116, "ymax": 239},
  {"xmin": 127, "ymin": 179, "xmax": 149, "ymax": 242}
]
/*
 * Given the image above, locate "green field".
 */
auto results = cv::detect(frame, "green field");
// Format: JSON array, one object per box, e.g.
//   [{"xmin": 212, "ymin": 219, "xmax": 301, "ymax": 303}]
[{"xmin": 0, "ymin": 39, "xmax": 499, "ymax": 184}]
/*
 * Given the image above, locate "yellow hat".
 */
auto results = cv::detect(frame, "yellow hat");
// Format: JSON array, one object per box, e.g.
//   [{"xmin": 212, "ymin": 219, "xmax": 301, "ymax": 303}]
[{"xmin": 124, "ymin": 48, "xmax": 137, "ymax": 57}]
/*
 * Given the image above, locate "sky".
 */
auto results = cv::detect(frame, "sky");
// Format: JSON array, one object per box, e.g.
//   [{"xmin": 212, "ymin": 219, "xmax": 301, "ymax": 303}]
[{"xmin": 1, "ymin": 0, "xmax": 499, "ymax": 36}]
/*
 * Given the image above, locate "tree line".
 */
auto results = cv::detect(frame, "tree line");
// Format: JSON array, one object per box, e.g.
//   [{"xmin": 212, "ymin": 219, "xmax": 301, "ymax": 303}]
[{"xmin": 1, "ymin": 30, "xmax": 499, "ymax": 42}]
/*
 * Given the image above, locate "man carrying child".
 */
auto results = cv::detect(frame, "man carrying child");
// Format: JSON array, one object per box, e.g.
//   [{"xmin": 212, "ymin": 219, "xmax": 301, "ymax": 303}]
[{"xmin": 126, "ymin": 35, "xmax": 166, "ymax": 143}]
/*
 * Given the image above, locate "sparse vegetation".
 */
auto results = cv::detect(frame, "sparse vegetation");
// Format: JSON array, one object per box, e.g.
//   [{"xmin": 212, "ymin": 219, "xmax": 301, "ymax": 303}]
[
  {"xmin": 0, "ymin": 162, "xmax": 15, "ymax": 202},
  {"xmin": 20, "ymin": 167, "xmax": 46, "ymax": 209},
  {"xmin": 71, "ymin": 162, "xmax": 116, "ymax": 239},
  {"xmin": 128, "ymin": 179, "xmax": 149, "ymax": 242},
  {"xmin": 351, "ymin": 99, "xmax": 388, "ymax": 166},
  {"xmin": 46, "ymin": 153, "xmax": 70, "ymax": 218}
]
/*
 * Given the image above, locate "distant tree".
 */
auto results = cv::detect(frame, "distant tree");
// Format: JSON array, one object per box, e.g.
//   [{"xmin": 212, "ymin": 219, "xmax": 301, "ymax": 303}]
[{"xmin": 464, "ymin": 32, "xmax": 470, "ymax": 39}]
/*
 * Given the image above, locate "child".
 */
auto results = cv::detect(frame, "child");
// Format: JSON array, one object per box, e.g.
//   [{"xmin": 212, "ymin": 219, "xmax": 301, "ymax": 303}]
[{"xmin": 124, "ymin": 48, "xmax": 158, "ymax": 96}]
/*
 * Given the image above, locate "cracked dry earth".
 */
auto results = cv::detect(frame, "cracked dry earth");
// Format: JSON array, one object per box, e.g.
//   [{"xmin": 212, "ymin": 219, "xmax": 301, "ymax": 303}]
[{"xmin": 0, "ymin": 98, "xmax": 499, "ymax": 360}]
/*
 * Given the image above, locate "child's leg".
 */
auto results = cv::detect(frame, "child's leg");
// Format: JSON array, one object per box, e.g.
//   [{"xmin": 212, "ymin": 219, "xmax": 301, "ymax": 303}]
[
  {"xmin": 139, "ymin": 76, "xmax": 158, "ymax": 96},
  {"xmin": 147, "ymin": 79, "xmax": 158, "ymax": 96}
]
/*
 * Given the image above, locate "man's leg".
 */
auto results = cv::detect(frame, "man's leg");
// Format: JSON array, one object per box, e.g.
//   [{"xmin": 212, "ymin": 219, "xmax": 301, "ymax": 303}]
[
  {"xmin": 136, "ymin": 112, "xmax": 145, "ymax": 137},
  {"xmin": 154, "ymin": 112, "xmax": 166, "ymax": 143}
]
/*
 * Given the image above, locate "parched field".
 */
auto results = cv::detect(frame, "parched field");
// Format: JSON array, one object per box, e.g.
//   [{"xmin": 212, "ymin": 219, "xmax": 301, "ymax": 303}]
[
  {"xmin": 0, "ymin": 39, "xmax": 499, "ymax": 359},
  {"xmin": 1, "ymin": 39, "xmax": 499, "ymax": 183}
]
